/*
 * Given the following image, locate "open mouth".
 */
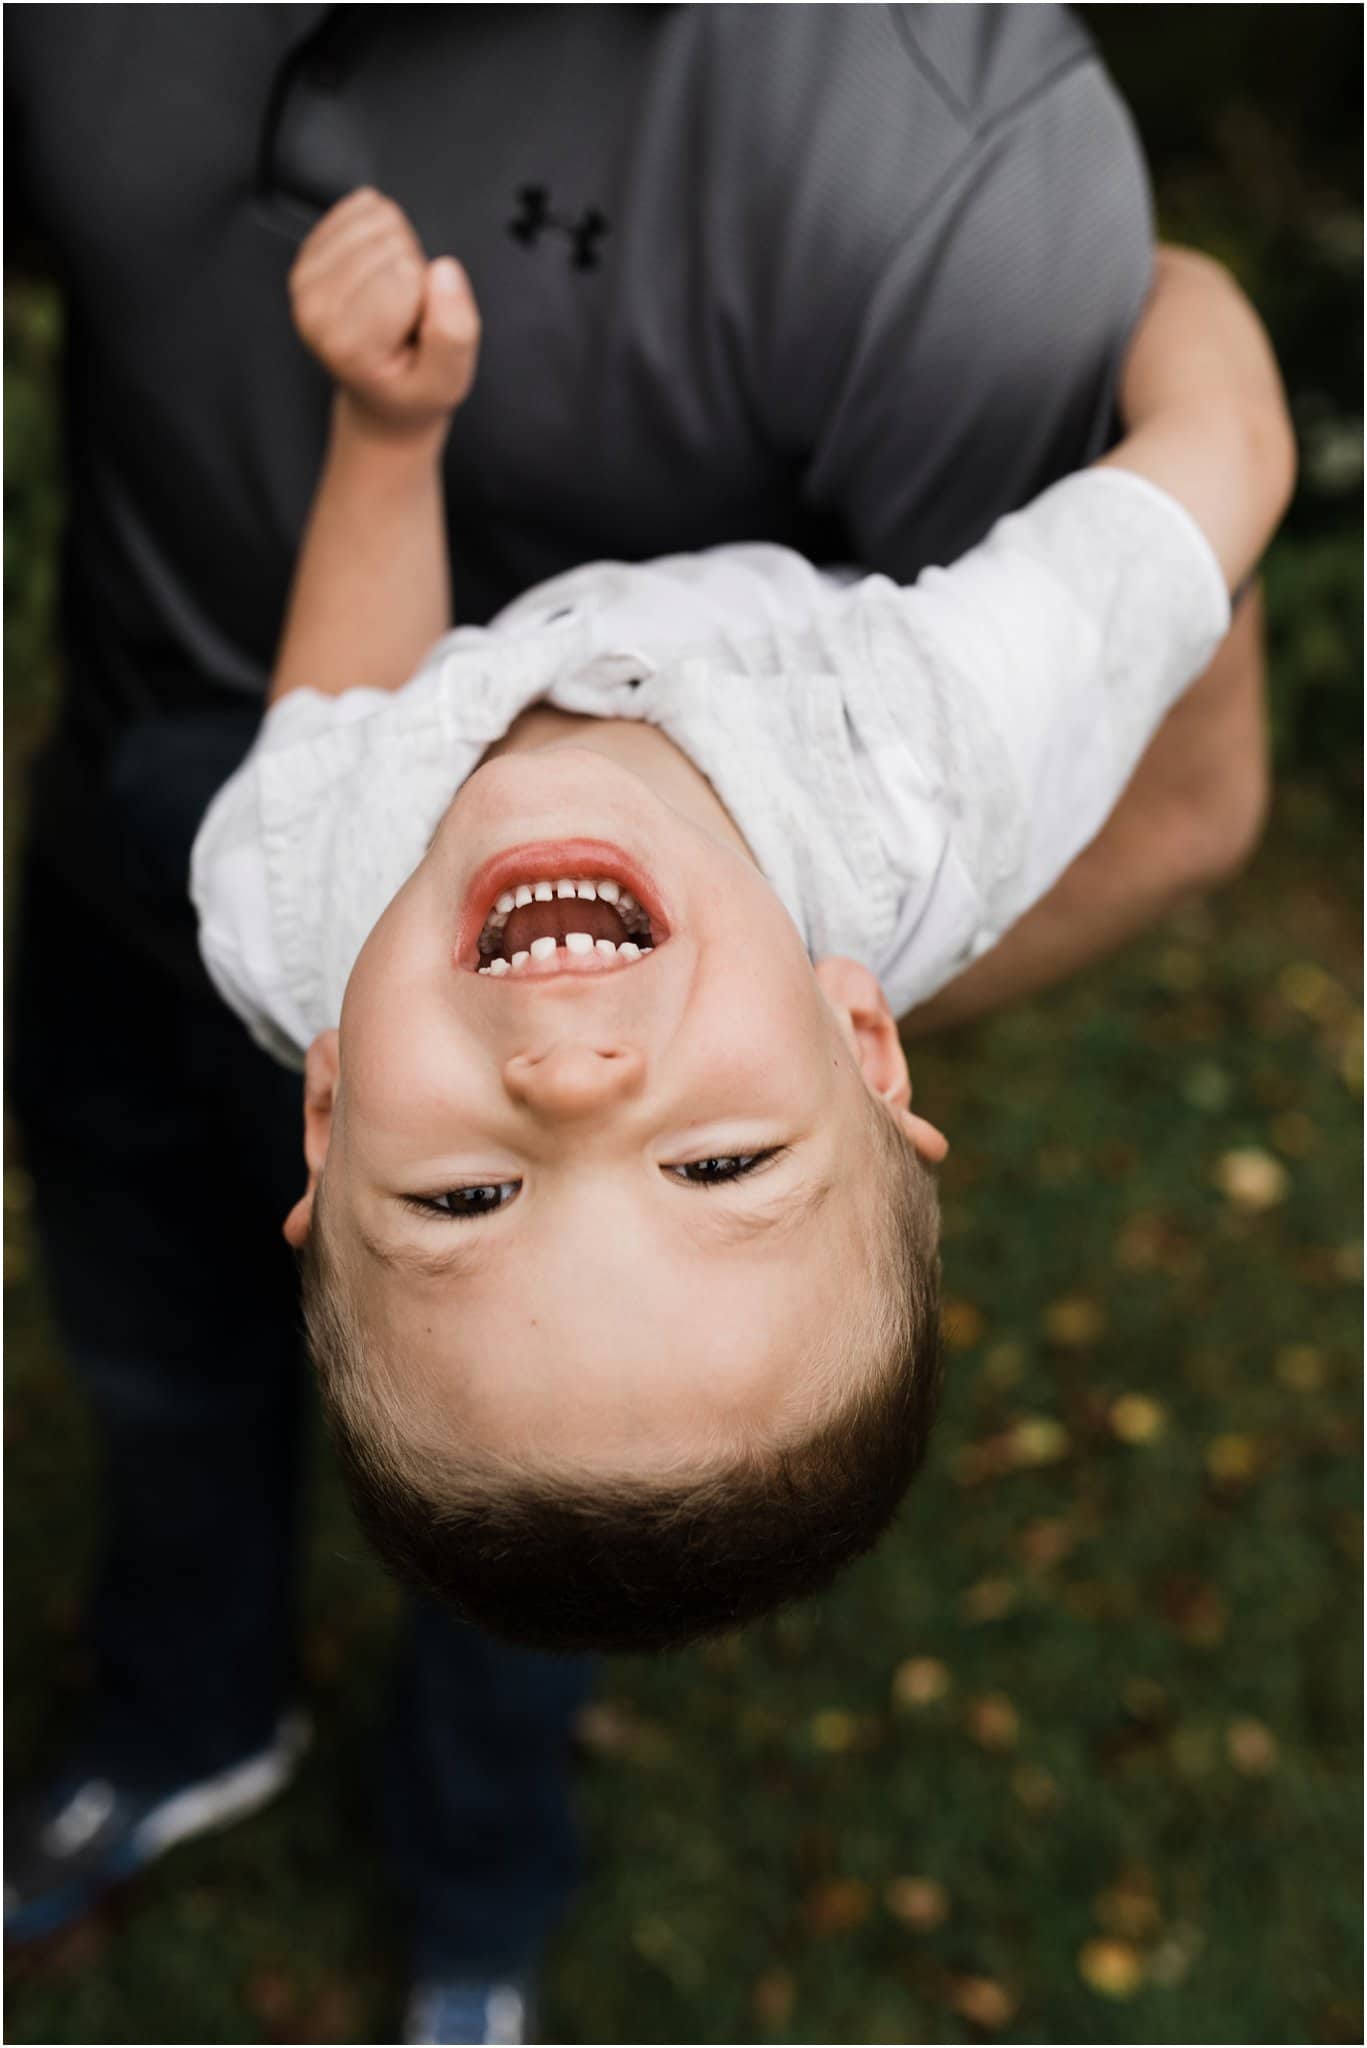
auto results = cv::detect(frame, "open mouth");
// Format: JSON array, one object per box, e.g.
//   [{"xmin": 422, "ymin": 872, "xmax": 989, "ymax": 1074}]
[{"xmin": 473, "ymin": 872, "xmax": 660, "ymax": 977}]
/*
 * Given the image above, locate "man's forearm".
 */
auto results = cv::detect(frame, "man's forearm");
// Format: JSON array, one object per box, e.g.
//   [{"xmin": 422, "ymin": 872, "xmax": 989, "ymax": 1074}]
[
  {"xmin": 901, "ymin": 586, "xmax": 1269, "ymax": 1038},
  {"xmin": 1099, "ymin": 247, "xmax": 1296, "ymax": 594},
  {"xmin": 269, "ymin": 396, "xmax": 452, "ymax": 707}
]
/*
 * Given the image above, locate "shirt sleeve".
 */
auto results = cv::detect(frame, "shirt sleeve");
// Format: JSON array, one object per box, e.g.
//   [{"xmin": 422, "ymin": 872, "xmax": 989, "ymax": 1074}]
[
  {"xmin": 856, "ymin": 467, "xmax": 1232, "ymax": 1010},
  {"xmin": 187, "ymin": 694, "xmax": 364, "ymax": 1070},
  {"xmin": 783, "ymin": 53, "xmax": 1155, "ymax": 581}
]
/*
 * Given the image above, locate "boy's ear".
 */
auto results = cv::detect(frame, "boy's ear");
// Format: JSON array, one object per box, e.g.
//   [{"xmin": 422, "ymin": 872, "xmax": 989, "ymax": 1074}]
[
  {"xmin": 814, "ymin": 957, "xmax": 949, "ymax": 1164},
  {"xmin": 283, "ymin": 1030, "xmax": 340, "ymax": 1249}
]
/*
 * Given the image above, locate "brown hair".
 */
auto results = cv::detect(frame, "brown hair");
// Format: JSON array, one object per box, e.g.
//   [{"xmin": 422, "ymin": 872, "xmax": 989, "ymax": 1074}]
[{"xmin": 301, "ymin": 1095, "xmax": 942, "ymax": 1654}]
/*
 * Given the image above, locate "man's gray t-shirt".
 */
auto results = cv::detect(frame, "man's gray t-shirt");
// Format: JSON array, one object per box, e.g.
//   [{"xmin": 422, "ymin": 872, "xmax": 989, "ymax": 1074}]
[{"xmin": 7, "ymin": 3, "xmax": 1151, "ymax": 922}]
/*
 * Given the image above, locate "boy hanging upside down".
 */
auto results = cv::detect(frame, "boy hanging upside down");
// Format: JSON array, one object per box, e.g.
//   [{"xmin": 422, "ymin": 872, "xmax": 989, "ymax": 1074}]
[{"xmin": 192, "ymin": 189, "xmax": 1293, "ymax": 1654}]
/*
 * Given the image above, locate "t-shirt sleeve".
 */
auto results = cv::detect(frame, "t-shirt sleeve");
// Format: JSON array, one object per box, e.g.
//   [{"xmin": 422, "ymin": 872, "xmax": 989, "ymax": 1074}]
[
  {"xmin": 187, "ymin": 688, "xmax": 386, "ymax": 1070},
  {"xmin": 788, "ymin": 56, "xmax": 1155, "ymax": 581},
  {"xmin": 862, "ymin": 466, "xmax": 1232, "ymax": 1010}
]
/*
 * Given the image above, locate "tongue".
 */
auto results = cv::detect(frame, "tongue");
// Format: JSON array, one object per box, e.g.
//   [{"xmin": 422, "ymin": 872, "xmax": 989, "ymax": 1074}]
[{"xmin": 500, "ymin": 898, "xmax": 630, "ymax": 956}]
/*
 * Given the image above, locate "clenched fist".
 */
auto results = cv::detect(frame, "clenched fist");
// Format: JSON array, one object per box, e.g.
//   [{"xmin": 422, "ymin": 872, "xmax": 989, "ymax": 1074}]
[{"xmin": 289, "ymin": 188, "xmax": 481, "ymax": 436}]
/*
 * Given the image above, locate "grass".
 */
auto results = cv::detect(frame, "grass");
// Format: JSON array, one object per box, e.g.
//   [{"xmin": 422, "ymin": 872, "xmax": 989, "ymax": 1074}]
[{"xmin": 6, "ymin": 749, "xmax": 1360, "ymax": 2045}]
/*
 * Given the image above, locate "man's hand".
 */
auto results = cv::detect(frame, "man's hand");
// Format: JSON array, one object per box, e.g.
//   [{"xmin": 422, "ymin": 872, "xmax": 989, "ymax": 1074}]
[{"xmin": 288, "ymin": 188, "xmax": 480, "ymax": 438}]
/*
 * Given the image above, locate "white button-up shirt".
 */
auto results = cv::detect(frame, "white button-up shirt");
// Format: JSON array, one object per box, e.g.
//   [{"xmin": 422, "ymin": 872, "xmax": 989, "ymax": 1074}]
[{"xmin": 191, "ymin": 468, "xmax": 1230, "ymax": 1068}]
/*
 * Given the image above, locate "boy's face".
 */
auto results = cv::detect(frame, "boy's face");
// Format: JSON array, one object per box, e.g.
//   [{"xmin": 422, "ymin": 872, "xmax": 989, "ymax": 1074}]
[{"xmin": 286, "ymin": 740, "xmax": 945, "ymax": 1472}]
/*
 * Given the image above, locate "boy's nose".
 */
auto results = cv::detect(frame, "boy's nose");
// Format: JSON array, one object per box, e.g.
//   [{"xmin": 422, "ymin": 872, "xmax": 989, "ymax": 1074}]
[{"xmin": 502, "ymin": 1043, "xmax": 645, "ymax": 1121}]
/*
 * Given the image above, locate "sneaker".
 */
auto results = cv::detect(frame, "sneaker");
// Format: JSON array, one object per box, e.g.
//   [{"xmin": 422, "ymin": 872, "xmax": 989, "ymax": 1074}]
[
  {"xmin": 4, "ymin": 1710, "xmax": 311, "ymax": 1945},
  {"xmin": 404, "ymin": 1975, "xmax": 535, "ymax": 2045}
]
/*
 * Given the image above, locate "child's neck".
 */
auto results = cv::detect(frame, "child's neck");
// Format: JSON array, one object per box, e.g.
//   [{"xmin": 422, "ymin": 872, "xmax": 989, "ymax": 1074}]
[{"xmin": 479, "ymin": 703, "xmax": 755, "ymax": 864}]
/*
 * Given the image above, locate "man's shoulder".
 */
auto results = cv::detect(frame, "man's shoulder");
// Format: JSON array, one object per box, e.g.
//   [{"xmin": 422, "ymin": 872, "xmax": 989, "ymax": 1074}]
[
  {"xmin": 687, "ymin": 3, "xmax": 1097, "ymax": 147},
  {"xmin": 667, "ymin": 2, "xmax": 1104, "ymax": 284}
]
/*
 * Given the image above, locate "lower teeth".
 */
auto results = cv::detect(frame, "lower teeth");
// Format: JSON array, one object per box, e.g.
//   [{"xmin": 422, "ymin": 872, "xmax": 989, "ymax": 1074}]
[{"xmin": 478, "ymin": 938, "xmax": 651, "ymax": 972}]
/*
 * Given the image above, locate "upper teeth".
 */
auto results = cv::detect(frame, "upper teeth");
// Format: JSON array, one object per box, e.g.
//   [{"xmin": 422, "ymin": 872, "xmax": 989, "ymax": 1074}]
[{"xmin": 476, "ymin": 875, "xmax": 652, "ymax": 958}]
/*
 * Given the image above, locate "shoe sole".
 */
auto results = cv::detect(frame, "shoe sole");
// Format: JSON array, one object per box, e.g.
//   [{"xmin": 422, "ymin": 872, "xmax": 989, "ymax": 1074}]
[
  {"xmin": 5, "ymin": 1711, "xmax": 312, "ymax": 1946},
  {"xmin": 132, "ymin": 1710, "xmax": 311, "ymax": 1857}
]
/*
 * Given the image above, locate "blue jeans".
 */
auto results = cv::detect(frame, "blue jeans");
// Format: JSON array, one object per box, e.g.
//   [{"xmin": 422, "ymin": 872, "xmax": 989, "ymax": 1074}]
[{"xmin": 9, "ymin": 720, "xmax": 594, "ymax": 1975}]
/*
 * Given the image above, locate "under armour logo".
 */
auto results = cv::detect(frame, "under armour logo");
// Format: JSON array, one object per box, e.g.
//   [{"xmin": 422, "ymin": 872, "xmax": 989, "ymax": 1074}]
[{"xmin": 508, "ymin": 186, "xmax": 609, "ymax": 271}]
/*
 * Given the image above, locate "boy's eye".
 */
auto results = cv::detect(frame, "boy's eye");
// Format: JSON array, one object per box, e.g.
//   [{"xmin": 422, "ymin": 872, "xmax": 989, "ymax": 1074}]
[
  {"xmin": 405, "ymin": 1151, "xmax": 783, "ymax": 1217},
  {"xmin": 408, "ymin": 1182, "xmax": 520, "ymax": 1219},
  {"xmin": 666, "ymin": 1150, "xmax": 781, "ymax": 1186}
]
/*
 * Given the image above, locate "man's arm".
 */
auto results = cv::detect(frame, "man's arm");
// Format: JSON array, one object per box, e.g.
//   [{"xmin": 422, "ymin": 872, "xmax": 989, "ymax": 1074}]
[
  {"xmin": 1097, "ymin": 246, "xmax": 1297, "ymax": 593},
  {"xmin": 901, "ymin": 248, "xmax": 1294, "ymax": 1038},
  {"xmin": 269, "ymin": 189, "xmax": 480, "ymax": 707},
  {"xmin": 901, "ymin": 582, "xmax": 1268, "ymax": 1036}
]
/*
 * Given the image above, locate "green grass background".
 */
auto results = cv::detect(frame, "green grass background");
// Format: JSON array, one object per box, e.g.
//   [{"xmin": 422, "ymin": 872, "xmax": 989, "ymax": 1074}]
[{"xmin": 5, "ymin": 10, "xmax": 1361, "ymax": 2043}]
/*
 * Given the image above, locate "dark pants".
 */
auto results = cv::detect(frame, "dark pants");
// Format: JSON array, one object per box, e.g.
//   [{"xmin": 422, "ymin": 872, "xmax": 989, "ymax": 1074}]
[{"xmin": 9, "ymin": 819, "xmax": 594, "ymax": 1975}]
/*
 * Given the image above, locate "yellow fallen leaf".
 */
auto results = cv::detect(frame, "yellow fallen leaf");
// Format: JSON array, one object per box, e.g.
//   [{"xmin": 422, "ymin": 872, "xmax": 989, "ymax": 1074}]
[
  {"xmin": 574, "ymin": 1701, "xmax": 638, "ymax": 1754},
  {"xmin": 1275, "ymin": 1342, "xmax": 1327, "ymax": 1392},
  {"xmin": 883, "ymin": 1876, "xmax": 949, "ymax": 1930},
  {"xmin": 1269, "ymin": 1109, "xmax": 1316, "ymax": 1157},
  {"xmin": 946, "ymin": 1976, "xmax": 1018, "ymax": 2029},
  {"xmin": 1213, "ymin": 1147, "xmax": 1288, "ymax": 1211},
  {"xmin": 1226, "ymin": 1716, "xmax": 1279, "ymax": 1774},
  {"xmin": 982, "ymin": 1338, "xmax": 1027, "ymax": 1387},
  {"xmin": 1335, "ymin": 1241, "xmax": 1364, "ymax": 1282},
  {"xmin": 891, "ymin": 1657, "xmax": 951, "ymax": 1710},
  {"xmin": 1147, "ymin": 1921, "xmax": 1205, "ymax": 1989},
  {"xmin": 804, "ymin": 1877, "xmax": 872, "ymax": 1934},
  {"xmin": 1009, "ymin": 1416, "xmax": 1070, "ymax": 1467},
  {"xmin": 965, "ymin": 1694, "xmax": 1019, "ymax": 1750},
  {"xmin": 632, "ymin": 1916, "xmax": 704, "ymax": 1989},
  {"xmin": 1165, "ymin": 1578, "xmax": 1228, "ymax": 1646},
  {"xmin": 1093, "ymin": 1868, "xmax": 1162, "ymax": 1939},
  {"xmin": 809, "ymin": 1709, "xmax": 859, "ymax": 1753},
  {"xmin": 751, "ymin": 1967, "xmax": 794, "ymax": 2029},
  {"xmin": 1169, "ymin": 1722, "xmax": 1217, "ymax": 1777},
  {"xmin": 1113, "ymin": 1211, "xmax": 1165, "ymax": 1270},
  {"xmin": 1016, "ymin": 1517, "xmax": 1075, "ymax": 1569},
  {"xmin": 1206, "ymin": 1434, "xmax": 1259, "ymax": 1484},
  {"xmin": 574, "ymin": 1701, "xmax": 671, "ymax": 1761},
  {"xmin": 1043, "ymin": 1296, "xmax": 1105, "ymax": 1347},
  {"xmin": 1078, "ymin": 1937, "xmax": 1144, "ymax": 1998},
  {"xmin": 1277, "ymin": 960, "xmax": 1339, "ymax": 1016},
  {"xmin": 961, "ymin": 1577, "xmax": 1016, "ymax": 1623},
  {"xmin": 1109, "ymin": 1393, "xmax": 1168, "ymax": 1444},
  {"xmin": 1011, "ymin": 1763, "xmax": 1060, "ymax": 1811},
  {"xmin": 942, "ymin": 1299, "xmax": 986, "ymax": 1350},
  {"xmin": 1183, "ymin": 1060, "xmax": 1231, "ymax": 1111}
]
